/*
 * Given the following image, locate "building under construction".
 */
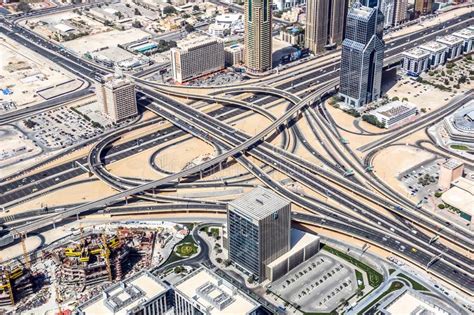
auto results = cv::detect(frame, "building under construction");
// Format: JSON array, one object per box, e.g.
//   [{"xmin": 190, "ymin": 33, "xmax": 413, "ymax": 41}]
[
  {"xmin": 0, "ymin": 265, "xmax": 34, "ymax": 307},
  {"xmin": 53, "ymin": 229, "xmax": 156, "ymax": 290},
  {"xmin": 53, "ymin": 233, "xmax": 129, "ymax": 289}
]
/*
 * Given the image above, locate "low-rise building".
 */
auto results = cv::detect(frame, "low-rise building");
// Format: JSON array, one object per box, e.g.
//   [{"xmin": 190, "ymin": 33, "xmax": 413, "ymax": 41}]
[
  {"xmin": 266, "ymin": 229, "xmax": 320, "ymax": 282},
  {"xmin": 401, "ymin": 47, "xmax": 430, "ymax": 75},
  {"xmin": 441, "ymin": 177, "xmax": 473, "ymax": 224},
  {"xmin": 279, "ymin": 26, "xmax": 304, "ymax": 46},
  {"xmin": 173, "ymin": 267, "xmax": 262, "ymax": 314},
  {"xmin": 76, "ymin": 271, "xmax": 171, "ymax": 315},
  {"xmin": 96, "ymin": 74, "xmax": 138, "ymax": 123},
  {"xmin": 419, "ymin": 41, "xmax": 448, "ymax": 68},
  {"xmin": 170, "ymin": 36, "xmax": 225, "ymax": 83},
  {"xmin": 370, "ymin": 101, "xmax": 417, "ymax": 128},
  {"xmin": 453, "ymin": 28, "xmax": 474, "ymax": 54},
  {"xmin": 436, "ymin": 35, "xmax": 464, "ymax": 60},
  {"xmin": 382, "ymin": 289, "xmax": 450, "ymax": 314},
  {"xmin": 274, "ymin": 0, "xmax": 305, "ymax": 11},
  {"xmin": 224, "ymin": 44, "xmax": 244, "ymax": 66},
  {"xmin": 438, "ymin": 158, "xmax": 464, "ymax": 191}
]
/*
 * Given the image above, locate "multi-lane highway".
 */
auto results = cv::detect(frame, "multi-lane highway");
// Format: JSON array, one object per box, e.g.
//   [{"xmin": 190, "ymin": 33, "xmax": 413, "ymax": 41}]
[{"xmin": 1, "ymin": 5, "xmax": 473, "ymax": 297}]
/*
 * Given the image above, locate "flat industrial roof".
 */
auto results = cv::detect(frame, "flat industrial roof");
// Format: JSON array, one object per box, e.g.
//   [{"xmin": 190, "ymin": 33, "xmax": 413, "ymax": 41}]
[
  {"xmin": 437, "ymin": 35, "xmax": 464, "ymax": 46},
  {"xmin": 78, "ymin": 271, "xmax": 169, "ymax": 315},
  {"xmin": 403, "ymin": 47, "xmax": 430, "ymax": 59},
  {"xmin": 420, "ymin": 41, "xmax": 447, "ymax": 52},
  {"xmin": 228, "ymin": 186, "xmax": 290, "ymax": 221},
  {"xmin": 267, "ymin": 229, "xmax": 320, "ymax": 268},
  {"xmin": 372, "ymin": 101, "xmax": 416, "ymax": 118},
  {"xmin": 442, "ymin": 177, "xmax": 474, "ymax": 216},
  {"xmin": 453, "ymin": 28, "xmax": 474, "ymax": 40},
  {"xmin": 385, "ymin": 290, "xmax": 448, "ymax": 315},
  {"xmin": 174, "ymin": 268, "xmax": 260, "ymax": 315}
]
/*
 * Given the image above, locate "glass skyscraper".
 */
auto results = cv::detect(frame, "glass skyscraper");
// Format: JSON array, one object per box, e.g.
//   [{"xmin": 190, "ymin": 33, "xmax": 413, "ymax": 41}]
[
  {"xmin": 227, "ymin": 187, "xmax": 291, "ymax": 281},
  {"xmin": 339, "ymin": 3, "xmax": 385, "ymax": 108}
]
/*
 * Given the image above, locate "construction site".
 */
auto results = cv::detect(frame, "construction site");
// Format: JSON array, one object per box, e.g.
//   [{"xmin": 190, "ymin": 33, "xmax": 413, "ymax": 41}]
[{"xmin": 0, "ymin": 222, "xmax": 177, "ymax": 314}]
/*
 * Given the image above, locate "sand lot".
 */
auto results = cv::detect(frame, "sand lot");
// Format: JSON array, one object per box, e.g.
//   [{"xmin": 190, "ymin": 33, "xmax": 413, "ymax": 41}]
[
  {"xmin": 63, "ymin": 28, "xmax": 151, "ymax": 55},
  {"xmin": 0, "ymin": 36, "xmax": 74, "ymax": 108}
]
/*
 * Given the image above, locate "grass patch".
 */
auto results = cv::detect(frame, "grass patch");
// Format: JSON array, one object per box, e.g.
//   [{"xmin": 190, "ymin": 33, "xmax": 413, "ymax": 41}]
[
  {"xmin": 398, "ymin": 273, "xmax": 428, "ymax": 291},
  {"xmin": 450, "ymin": 144, "xmax": 469, "ymax": 151},
  {"xmin": 175, "ymin": 242, "xmax": 198, "ymax": 257},
  {"xmin": 161, "ymin": 234, "xmax": 198, "ymax": 266},
  {"xmin": 322, "ymin": 244, "xmax": 383, "ymax": 288},
  {"xmin": 355, "ymin": 270, "xmax": 365, "ymax": 291},
  {"xmin": 389, "ymin": 268, "xmax": 396, "ymax": 275},
  {"xmin": 357, "ymin": 281, "xmax": 404, "ymax": 315}
]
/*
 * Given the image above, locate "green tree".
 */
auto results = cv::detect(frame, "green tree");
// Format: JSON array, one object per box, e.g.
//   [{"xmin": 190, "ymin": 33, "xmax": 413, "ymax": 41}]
[
  {"xmin": 438, "ymin": 204, "xmax": 445, "ymax": 209},
  {"xmin": 163, "ymin": 6, "xmax": 177, "ymax": 15},
  {"xmin": 184, "ymin": 23, "xmax": 194, "ymax": 33},
  {"xmin": 17, "ymin": 2, "xmax": 32, "ymax": 13}
]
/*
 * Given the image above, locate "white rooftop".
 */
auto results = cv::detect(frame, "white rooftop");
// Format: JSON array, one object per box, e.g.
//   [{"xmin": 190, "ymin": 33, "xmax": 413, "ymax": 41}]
[
  {"xmin": 453, "ymin": 28, "xmax": 474, "ymax": 40},
  {"xmin": 174, "ymin": 268, "xmax": 260, "ymax": 315},
  {"xmin": 385, "ymin": 290, "xmax": 448, "ymax": 315},
  {"xmin": 437, "ymin": 35, "xmax": 464, "ymax": 46},
  {"xmin": 176, "ymin": 35, "xmax": 220, "ymax": 51},
  {"xmin": 78, "ymin": 271, "xmax": 169, "ymax": 315},
  {"xmin": 371, "ymin": 101, "xmax": 416, "ymax": 118},
  {"xmin": 420, "ymin": 41, "xmax": 447, "ymax": 52},
  {"xmin": 442, "ymin": 177, "xmax": 474, "ymax": 216},
  {"xmin": 54, "ymin": 23, "xmax": 74, "ymax": 33},
  {"xmin": 216, "ymin": 13, "xmax": 241, "ymax": 24},
  {"xmin": 228, "ymin": 186, "xmax": 291, "ymax": 221},
  {"xmin": 402, "ymin": 47, "xmax": 430, "ymax": 59}
]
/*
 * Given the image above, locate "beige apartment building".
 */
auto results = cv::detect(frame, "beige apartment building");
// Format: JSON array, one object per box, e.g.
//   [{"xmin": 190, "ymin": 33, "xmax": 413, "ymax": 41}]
[
  {"xmin": 96, "ymin": 74, "xmax": 137, "ymax": 123},
  {"xmin": 244, "ymin": 0, "xmax": 272, "ymax": 72},
  {"xmin": 438, "ymin": 158, "xmax": 464, "ymax": 191},
  {"xmin": 305, "ymin": 0, "xmax": 347, "ymax": 54},
  {"xmin": 170, "ymin": 36, "xmax": 225, "ymax": 83}
]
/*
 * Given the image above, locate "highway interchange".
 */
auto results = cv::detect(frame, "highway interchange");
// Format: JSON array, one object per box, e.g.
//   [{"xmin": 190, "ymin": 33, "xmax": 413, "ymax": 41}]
[{"xmin": 0, "ymin": 4, "xmax": 473, "ymax": 298}]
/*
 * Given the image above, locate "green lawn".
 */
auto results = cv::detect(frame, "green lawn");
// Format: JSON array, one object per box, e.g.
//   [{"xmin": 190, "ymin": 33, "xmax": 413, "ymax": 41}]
[
  {"xmin": 176, "ymin": 242, "xmax": 198, "ymax": 257},
  {"xmin": 322, "ymin": 244, "xmax": 383, "ymax": 288},
  {"xmin": 450, "ymin": 144, "xmax": 469, "ymax": 151},
  {"xmin": 161, "ymin": 234, "xmax": 199, "ymax": 266},
  {"xmin": 355, "ymin": 270, "xmax": 365, "ymax": 291},
  {"xmin": 398, "ymin": 273, "xmax": 428, "ymax": 291}
]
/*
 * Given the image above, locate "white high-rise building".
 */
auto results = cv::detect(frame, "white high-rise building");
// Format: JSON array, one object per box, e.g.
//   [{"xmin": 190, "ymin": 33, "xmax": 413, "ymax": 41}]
[
  {"xmin": 170, "ymin": 36, "xmax": 225, "ymax": 83},
  {"xmin": 96, "ymin": 73, "xmax": 137, "ymax": 123}
]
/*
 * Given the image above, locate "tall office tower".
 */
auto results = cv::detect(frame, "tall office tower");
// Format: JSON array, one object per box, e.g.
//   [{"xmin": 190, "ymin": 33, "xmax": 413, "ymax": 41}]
[
  {"xmin": 96, "ymin": 74, "xmax": 137, "ymax": 123},
  {"xmin": 394, "ymin": 0, "xmax": 408, "ymax": 25},
  {"xmin": 227, "ymin": 187, "xmax": 291, "ymax": 281},
  {"xmin": 414, "ymin": 0, "xmax": 433, "ymax": 17},
  {"xmin": 244, "ymin": 0, "xmax": 272, "ymax": 72},
  {"xmin": 339, "ymin": 3, "xmax": 385, "ymax": 108},
  {"xmin": 305, "ymin": 0, "xmax": 348, "ymax": 53},
  {"xmin": 380, "ymin": 0, "xmax": 395, "ymax": 27},
  {"xmin": 170, "ymin": 36, "xmax": 225, "ymax": 83}
]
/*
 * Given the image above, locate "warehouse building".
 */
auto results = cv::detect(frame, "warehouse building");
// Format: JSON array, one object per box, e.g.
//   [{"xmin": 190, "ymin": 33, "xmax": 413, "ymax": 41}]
[{"xmin": 370, "ymin": 101, "xmax": 417, "ymax": 128}]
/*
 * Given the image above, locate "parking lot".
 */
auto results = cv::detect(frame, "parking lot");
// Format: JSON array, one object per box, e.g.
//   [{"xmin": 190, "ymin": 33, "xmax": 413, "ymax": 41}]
[
  {"xmin": 20, "ymin": 107, "xmax": 103, "ymax": 150},
  {"xmin": 398, "ymin": 159, "xmax": 442, "ymax": 207},
  {"xmin": 270, "ymin": 253, "xmax": 356, "ymax": 312}
]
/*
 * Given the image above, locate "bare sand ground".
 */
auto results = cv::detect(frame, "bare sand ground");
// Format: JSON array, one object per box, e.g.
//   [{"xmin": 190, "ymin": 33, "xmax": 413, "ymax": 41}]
[{"xmin": 372, "ymin": 145, "xmax": 435, "ymax": 202}]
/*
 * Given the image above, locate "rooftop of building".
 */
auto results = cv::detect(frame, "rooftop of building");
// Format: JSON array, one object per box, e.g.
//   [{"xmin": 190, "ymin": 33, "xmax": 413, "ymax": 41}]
[
  {"xmin": 442, "ymin": 158, "xmax": 463, "ymax": 170},
  {"xmin": 371, "ymin": 101, "xmax": 416, "ymax": 118},
  {"xmin": 77, "ymin": 271, "xmax": 169, "ymax": 315},
  {"xmin": 176, "ymin": 35, "xmax": 220, "ymax": 51},
  {"xmin": 102, "ymin": 73, "xmax": 134, "ymax": 89},
  {"xmin": 349, "ymin": 4, "xmax": 374, "ymax": 19},
  {"xmin": 224, "ymin": 44, "xmax": 243, "ymax": 52},
  {"xmin": 436, "ymin": 35, "xmax": 464, "ymax": 46},
  {"xmin": 283, "ymin": 26, "xmax": 304, "ymax": 35},
  {"xmin": 215, "ymin": 13, "xmax": 241, "ymax": 24},
  {"xmin": 402, "ymin": 47, "xmax": 430, "ymax": 59},
  {"xmin": 384, "ymin": 289, "xmax": 449, "ymax": 315},
  {"xmin": 228, "ymin": 186, "xmax": 291, "ymax": 221},
  {"xmin": 442, "ymin": 177, "xmax": 474, "ymax": 216},
  {"xmin": 453, "ymin": 27, "xmax": 474, "ymax": 39},
  {"xmin": 173, "ymin": 267, "xmax": 260, "ymax": 315},
  {"xmin": 420, "ymin": 41, "xmax": 447, "ymax": 52},
  {"xmin": 267, "ymin": 229, "xmax": 320, "ymax": 269}
]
